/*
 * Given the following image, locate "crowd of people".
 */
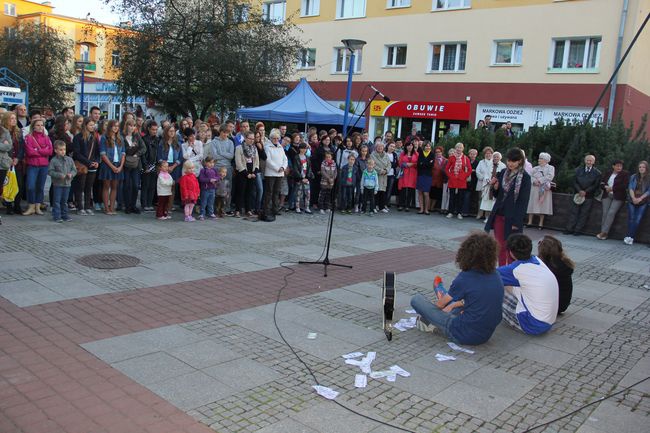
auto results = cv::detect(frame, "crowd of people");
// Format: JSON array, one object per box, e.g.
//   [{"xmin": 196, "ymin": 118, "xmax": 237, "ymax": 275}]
[{"xmin": 0, "ymin": 106, "xmax": 647, "ymax": 245}]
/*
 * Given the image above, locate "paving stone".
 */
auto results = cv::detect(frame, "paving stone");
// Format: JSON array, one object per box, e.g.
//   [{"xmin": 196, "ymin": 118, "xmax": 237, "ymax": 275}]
[
  {"xmin": 111, "ymin": 261, "xmax": 213, "ymax": 286},
  {"xmin": 166, "ymin": 340, "xmax": 241, "ymax": 369},
  {"xmin": 32, "ymin": 274, "xmax": 106, "ymax": 299},
  {"xmin": 112, "ymin": 352, "xmax": 196, "ymax": 386},
  {"xmin": 147, "ymin": 371, "xmax": 235, "ymax": 410},
  {"xmin": 509, "ymin": 342, "xmax": 575, "ymax": 367},
  {"xmin": 290, "ymin": 402, "xmax": 378, "ymax": 433},
  {"xmin": 581, "ymin": 401, "xmax": 649, "ymax": 433},
  {"xmin": 256, "ymin": 418, "xmax": 319, "ymax": 433},
  {"xmin": 462, "ymin": 367, "xmax": 537, "ymax": 400},
  {"xmin": 0, "ymin": 279, "xmax": 62, "ymax": 306},
  {"xmin": 560, "ymin": 308, "xmax": 622, "ymax": 333},
  {"xmin": 203, "ymin": 358, "xmax": 282, "ymax": 392},
  {"xmin": 432, "ymin": 381, "xmax": 514, "ymax": 421}
]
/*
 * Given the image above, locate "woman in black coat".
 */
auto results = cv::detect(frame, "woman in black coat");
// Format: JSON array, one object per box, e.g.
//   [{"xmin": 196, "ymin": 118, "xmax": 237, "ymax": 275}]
[{"xmin": 485, "ymin": 148, "xmax": 531, "ymax": 266}]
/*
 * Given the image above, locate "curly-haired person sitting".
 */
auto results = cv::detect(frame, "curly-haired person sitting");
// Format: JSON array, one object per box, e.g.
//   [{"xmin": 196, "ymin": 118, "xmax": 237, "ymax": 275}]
[{"xmin": 411, "ymin": 231, "xmax": 504, "ymax": 345}]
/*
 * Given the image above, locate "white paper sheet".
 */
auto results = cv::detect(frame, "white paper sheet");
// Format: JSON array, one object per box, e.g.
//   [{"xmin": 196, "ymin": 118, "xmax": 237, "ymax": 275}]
[
  {"xmin": 354, "ymin": 374, "xmax": 367, "ymax": 388},
  {"xmin": 389, "ymin": 365, "xmax": 411, "ymax": 377},
  {"xmin": 435, "ymin": 353, "xmax": 456, "ymax": 362},
  {"xmin": 307, "ymin": 332, "xmax": 317, "ymax": 339},
  {"xmin": 342, "ymin": 352, "xmax": 364, "ymax": 359},
  {"xmin": 447, "ymin": 342, "xmax": 475, "ymax": 354},
  {"xmin": 312, "ymin": 385, "xmax": 339, "ymax": 400}
]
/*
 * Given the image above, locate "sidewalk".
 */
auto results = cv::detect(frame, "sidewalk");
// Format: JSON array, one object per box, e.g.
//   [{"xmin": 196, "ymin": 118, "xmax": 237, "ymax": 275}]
[{"xmin": 0, "ymin": 209, "xmax": 648, "ymax": 433}]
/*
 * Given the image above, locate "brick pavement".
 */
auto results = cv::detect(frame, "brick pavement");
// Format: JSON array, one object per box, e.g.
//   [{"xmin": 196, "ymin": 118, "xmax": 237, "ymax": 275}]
[{"xmin": 0, "ymin": 242, "xmax": 453, "ymax": 433}]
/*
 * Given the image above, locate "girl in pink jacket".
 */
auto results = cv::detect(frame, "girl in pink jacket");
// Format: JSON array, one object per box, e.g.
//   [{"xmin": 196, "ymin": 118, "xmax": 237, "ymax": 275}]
[{"xmin": 23, "ymin": 119, "xmax": 53, "ymax": 216}]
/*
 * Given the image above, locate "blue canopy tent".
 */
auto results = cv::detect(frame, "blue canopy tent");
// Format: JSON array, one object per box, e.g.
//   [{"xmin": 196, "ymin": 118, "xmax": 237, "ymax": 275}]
[{"xmin": 237, "ymin": 78, "xmax": 366, "ymax": 131}]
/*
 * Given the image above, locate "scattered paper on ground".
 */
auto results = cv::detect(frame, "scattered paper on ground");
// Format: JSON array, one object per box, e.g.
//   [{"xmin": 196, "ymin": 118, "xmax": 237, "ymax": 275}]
[
  {"xmin": 312, "ymin": 385, "xmax": 339, "ymax": 400},
  {"xmin": 447, "ymin": 342, "xmax": 475, "ymax": 354},
  {"xmin": 405, "ymin": 309, "xmax": 416, "ymax": 314},
  {"xmin": 307, "ymin": 332, "xmax": 317, "ymax": 339},
  {"xmin": 354, "ymin": 374, "xmax": 367, "ymax": 388},
  {"xmin": 435, "ymin": 353, "xmax": 456, "ymax": 362},
  {"xmin": 342, "ymin": 352, "xmax": 364, "ymax": 359},
  {"xmin": 389, "ymin": 365, "xmax": 411, "ymax": 377},
  {"xmin": 394, "ymin": 316, "xmax": 417, "ymax": 331}
]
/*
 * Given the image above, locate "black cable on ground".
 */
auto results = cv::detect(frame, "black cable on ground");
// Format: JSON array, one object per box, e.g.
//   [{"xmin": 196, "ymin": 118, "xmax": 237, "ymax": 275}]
[
  {"xmin": 519, "ymin": 376, "xmax": 650, "ymax": 433},
  {"xmin": 273, "ymin": 261, "xmax": 416, "ymax": 433}
]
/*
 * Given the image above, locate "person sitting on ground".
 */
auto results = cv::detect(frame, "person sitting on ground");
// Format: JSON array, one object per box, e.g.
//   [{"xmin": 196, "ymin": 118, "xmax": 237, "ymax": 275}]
[
  {"xmin": 411, "ymin": 232, "xmax": 504, "ymax": 346},
  {"xmin": 537, "ymin": 235, "xmax": 574, "ymax": 315},
  {"xmin": 499, "ymin": 234, "xmax": 559, "ymax": 335}
]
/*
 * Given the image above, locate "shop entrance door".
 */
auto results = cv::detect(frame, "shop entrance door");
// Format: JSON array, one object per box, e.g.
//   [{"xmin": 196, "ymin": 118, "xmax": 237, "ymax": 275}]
[{"xmin": 402, "ymin": 119, "xmax": 433, "ymax": 141}]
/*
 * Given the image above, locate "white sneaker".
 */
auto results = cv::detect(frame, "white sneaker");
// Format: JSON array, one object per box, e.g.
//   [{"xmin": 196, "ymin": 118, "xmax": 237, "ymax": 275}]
[
  {"xmin": 296, "ymin": 208, "xmax": 301, "ymax": 213},
  {"xmin": 320, "ymin": 209, "xmax": 325, "ymax": 215},
  {"xmin": 416, "ymin": 316, "xmax": 436, "ymax": 333},
  {"xmin": 623, "ymin": 237, "xmax": 631, "ymax": 245},
  {"xmin": 457, "ymin": 214, "xmax": 463, "ymax": 220},
  {"xmin": 484, "ymin": 218, "xmax": 488, "ymax": 223},
  {"xmin": 353, "ymin": 205, "xmax": 359, "ymax": 213},
  {"xmin": 305, "ymin": 208, "xmax": 312, "ymax": 214},
  {"xmin": 381, "ymin": 208, "xmax": 389, "ymax": 213},
  {"xmin": 446, "ymin": 213, "xmax": 453, "ymax": 219}
]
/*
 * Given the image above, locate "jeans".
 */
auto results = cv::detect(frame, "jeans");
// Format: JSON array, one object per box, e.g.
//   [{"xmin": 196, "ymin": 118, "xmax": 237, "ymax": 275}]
[
  {"xmin": 122, "ymin": 167, "xmax": 140, "ymax": 210},
  {"xmin": 74, "ymin": 171, "xmax": 97, "ymax": 211},
  {"xmin": 600, "ymin": 196, "xmax": 624, "ymax": 234},
  {"xmin": 26, "ymin": 166, "xmax": 48, "ymax": 204},
  {"xmin": 448, "ymin": 188, "xmax": 465, "ymax": 215},
  {"xmin": 627, "ymin": 202, "xmax": 648, "ymax": 238},
  {"xmin": 340, "ymin": 185, "xmax": 355, "ymax": 210},
  {"xmin": 200, "ymin": 189, "xmax": 215, "ymax": 216},
  {"xmin": 255, "ymin": 173, "xmax": 264, "ymax": 211},
  {"xmin": 51, "ymin": 186, "xmax": 70, "ymax": 220},
  {"xmin": 140, "ymin": 171, "xmax": 157, "ymax": 208},
  {"xmin": 410, "ymin": 294, "xmax": 459, "ymax": 343}
]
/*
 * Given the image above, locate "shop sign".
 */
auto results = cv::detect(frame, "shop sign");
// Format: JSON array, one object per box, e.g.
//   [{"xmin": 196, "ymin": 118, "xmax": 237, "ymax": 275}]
[
  {"xmin": 477, "ymin": 104, "xmax": 605, "ymax": 126},
  {"xmin": 0, "ymin": 86, "xmax": 25, "ymax": 105},
  {"xmin": 371, "ymin": 100, "xmax": 470, "ymax": 120}
]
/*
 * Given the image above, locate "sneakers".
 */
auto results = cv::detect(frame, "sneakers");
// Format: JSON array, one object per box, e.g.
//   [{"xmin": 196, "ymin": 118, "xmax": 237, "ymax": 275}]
[
  {"xmin": 353, "ymin": 205, "xmax": 359, "ymax": 213},
  {"xmin": 457, "ymin": 214, "xmax": 463, "ymax": 220},
  {"xmin": 198, "ymin": 215, "xmax": 205, "ymax": 221},
  {"xmin": 77, "ymin": 209, "xmax": 87, "ymax": 216},
  {"xmin": 304, "ymin": 208, "xmax": 312, "ymax": 214},
  {"xmin": 157, "ymin": 216, "xmax": 166, "ymax": 221},
  {"xmin": 296, "ymin": 208, "xmax": 301, "ymax": 213},
  {"xmin": 624, "ymin": 237, "xmax": 634, "ymax": 245},
  {"xmin": 184, "ymin": 216, "xmax": 196, "ymax": 222},
  {"xmin": 446, "ymin": 213, "xmax": 453, "ymax": 219},
  {"xmin": 209, "ymin": 214, "xmax": 217, "ymax": 219},
  {"xmin": 416, "ymin": 316, "xmax": 436, "ymax": 333},
  {"xmin": 320, "ymin": 209, "xmax": 325, "ymax": 214},
  {"xmin": 381, "ymin": 208, "xmax": 389, "ymax": 213},
  {"xmin": 86, "ymin": 209, "xmax": 95, "ymax": 216}
]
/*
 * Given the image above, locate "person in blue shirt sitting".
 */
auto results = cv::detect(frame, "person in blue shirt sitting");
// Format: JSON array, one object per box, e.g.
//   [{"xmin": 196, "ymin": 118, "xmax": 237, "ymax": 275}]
[
  {"xmin": 498, "ymin": 234, "xmax": 559, "ymax": 335},
  {"xmin": 411, "ymin": 232, "xmax": 504, "ymax": 345}
]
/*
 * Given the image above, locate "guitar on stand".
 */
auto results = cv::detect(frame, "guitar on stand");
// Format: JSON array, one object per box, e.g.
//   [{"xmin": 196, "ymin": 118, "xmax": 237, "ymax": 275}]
[{"xmin": 382, "ymin": 272, "xmax": 396, "ymax": 341}]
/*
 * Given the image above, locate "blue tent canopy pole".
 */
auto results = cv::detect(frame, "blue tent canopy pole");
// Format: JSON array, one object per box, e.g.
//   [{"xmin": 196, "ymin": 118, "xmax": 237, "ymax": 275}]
[{"xmin": 237, "ymin": 78, "xmax": 366, "ymax": 129}]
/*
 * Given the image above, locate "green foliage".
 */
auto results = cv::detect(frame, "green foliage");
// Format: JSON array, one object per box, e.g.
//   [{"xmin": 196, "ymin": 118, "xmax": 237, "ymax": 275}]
[
  {"xmin": 0, "ymin": 23, "xmax": 74, "ymax": 110},
  {"xmin": 437, "ymin": 116, "xmax": 649, "ymax": 192},
  {"xmin": 104, "ymin": 0, "xmax": 305, "ymax": 120}
]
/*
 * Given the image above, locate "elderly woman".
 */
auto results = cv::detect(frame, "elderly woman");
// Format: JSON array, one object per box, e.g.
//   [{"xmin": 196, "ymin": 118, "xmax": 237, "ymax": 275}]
[
  {"xmin": 479, "ymin": 151, "xmax": 505, "ymax": 222},
  {"xmin": 526, "ymin": 152, "xmax": 555, "ymax": 229},
  {"xmin": 475, "ymin": 147, "xmax": 494, "ymax": 220}
]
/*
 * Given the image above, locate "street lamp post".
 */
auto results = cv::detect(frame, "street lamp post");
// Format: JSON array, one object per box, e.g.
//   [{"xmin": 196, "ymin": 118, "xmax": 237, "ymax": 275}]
[
  {"xmin": 340, "ymin": 39, "xmax": 366, "ymax": 139},
  {"xmin": 74, "ymin": 61, "xmax": 90, "ymax": 116}
]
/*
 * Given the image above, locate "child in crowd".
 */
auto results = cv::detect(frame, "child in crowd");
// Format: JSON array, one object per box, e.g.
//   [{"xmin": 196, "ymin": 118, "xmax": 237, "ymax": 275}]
[
  {"xmin": 292, "ymin": 143, "xmax": 313, "ymax": 214},
  {"xmin": 339, "ymin": 154, "xmax": 358, "ymax": 213},
  {"xmin": 156, "ymin": 161, "xmax": 173, "ymax": 220},
  {"xmin": 361, "ymin": 158, "xmax": 378, "ymax": 216},
  {"xmin": 198, "ymin": 156, "xmax": 219, "ymax": 220},
  {"xmin": 48, "ymin": 140, "xmax": 77, "ymax": 223},
  {"xmin": 318, "ymin": 151, "xmax": 337, "ymax": 214},
  {"xmin": 179, "ymin": 160, "xmax": 200, "ymax": 222},
  {"xmin": 215, "ymin": 166, "xmax": 231, "ymax": 217}
]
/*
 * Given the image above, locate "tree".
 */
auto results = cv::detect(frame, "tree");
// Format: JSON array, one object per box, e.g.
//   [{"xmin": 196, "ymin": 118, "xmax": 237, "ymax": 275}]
[
  {"xmin": 0, "ymin": 22, "xmax": 75, "ymax": 110},
  {"xmin": 104, "ymin": 0, "xmax": 305, "ymax": 120}
]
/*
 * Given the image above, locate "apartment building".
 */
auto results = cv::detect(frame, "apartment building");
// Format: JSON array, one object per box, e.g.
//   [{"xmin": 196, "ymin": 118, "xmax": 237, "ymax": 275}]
[
  {"xmin": 264, "ymin": 0, "xmax": 649, "ymax": 140},
  {"xmin": 1, "ymin": 0, "xmax": 142, "ymax": 118}
]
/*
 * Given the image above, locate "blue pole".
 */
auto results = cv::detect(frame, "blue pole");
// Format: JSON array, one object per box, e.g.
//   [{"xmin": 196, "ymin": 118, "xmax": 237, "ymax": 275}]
[
  {"xmin": 80, "ymin": 67, "xmax": 85, "ymax": 116},
  {"xmin": 341, "ymin": 51, "xmax": 355, "ymax": 139}
]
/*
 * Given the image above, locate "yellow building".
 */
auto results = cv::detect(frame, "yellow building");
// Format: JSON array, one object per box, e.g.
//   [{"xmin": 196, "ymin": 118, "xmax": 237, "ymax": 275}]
[
  {"xmin": 1, "ymin": 0, "xmax": 136, "ymax": 117},
  {"xmin": 261, "ymin": 0, "xmax": 650, "ymax": 139}
]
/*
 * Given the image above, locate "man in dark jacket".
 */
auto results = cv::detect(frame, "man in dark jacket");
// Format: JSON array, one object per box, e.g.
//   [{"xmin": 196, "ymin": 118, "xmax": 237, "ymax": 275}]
[{"xmin": 564, "ymin": 155, "xmax": 601, "ymax": 235}]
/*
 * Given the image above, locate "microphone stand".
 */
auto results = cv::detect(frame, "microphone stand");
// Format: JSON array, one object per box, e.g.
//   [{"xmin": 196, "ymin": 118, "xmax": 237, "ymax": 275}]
[{"xmin": 299, "ymin": 91, "xmax": 380, "ymax": 277}]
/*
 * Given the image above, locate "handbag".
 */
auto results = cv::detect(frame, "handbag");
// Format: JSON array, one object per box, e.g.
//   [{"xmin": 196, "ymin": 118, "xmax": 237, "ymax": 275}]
[
  {"xmin": 125, "ymin": 155, "xmax": 139, "ymax": 169},
  {"xmin": 74, "ymin": 138, "xmax": 94, "ymax": 175},
  {"xmin": 1, "ymin": 167, "xmax": 19, "ymax": 202}
]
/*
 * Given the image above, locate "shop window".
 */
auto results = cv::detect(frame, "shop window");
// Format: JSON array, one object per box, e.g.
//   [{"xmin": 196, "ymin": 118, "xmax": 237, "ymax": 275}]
[
  {"xmin": 4, "ymin": 3, "xmax": 16, "ymax": 17},
  {"xmin": 301, "ymin": 0, "xmax": 319, "ymax": 16},
  {"xmin": 336, "ymin": 0, "xmax": 366, "ymax": 19},
  {"xmin": 429, "ymin": 42, "xmax": 466, "ymax": 72},
  {"xmin": 493, "ymin": 40, "xmax": 523, "ymax": 66},
  {"xmin": 550, "ymin": 37, "xmax": 601, "ymax": 71},
  {"xmin": 263, "ymin": 1, "xmax": 286, "ymax": 24},
  {"xmin": 432, "ymin": 0, "xmax": 471, "ymax": 11},
  {"xmin": 297, "ymin": 48, "xmax": 316, "ymax": 69},
  {"xmin": 387, "ymin": 0, "xmax": 410, "ymax": 8},
  {"xmin": 333, "ymin": 47, "xmax": 362, "ymax": 74},
  {"xmin": 384, "ymin": 45, "xmax": 407, "ymax": 67}
]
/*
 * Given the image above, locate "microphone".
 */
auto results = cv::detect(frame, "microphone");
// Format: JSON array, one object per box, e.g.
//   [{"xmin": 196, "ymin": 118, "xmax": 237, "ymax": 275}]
[{"xmin": 369, "ymin": 85, "xmax": 391, "ymax": 102}]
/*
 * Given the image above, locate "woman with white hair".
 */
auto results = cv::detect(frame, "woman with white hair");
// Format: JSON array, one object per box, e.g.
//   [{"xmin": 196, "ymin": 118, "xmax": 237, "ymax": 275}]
[
  {"xmin": 526, "ymin": 152, "xmax": 555, "ymax": 229},
  {"xmin": 479, "ymin": 151, "xmax": 505, "ymax": 221}
]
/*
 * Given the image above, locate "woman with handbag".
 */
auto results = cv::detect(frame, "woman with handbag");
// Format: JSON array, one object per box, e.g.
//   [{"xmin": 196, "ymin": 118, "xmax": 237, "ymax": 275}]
[
  {"xmin": 0, "ymin": 123, "xmax": 13, "ymax": 224},
  {"xmin": 121, "ymin": 119, "xmax": 146, "ymax": 214},
  {"xmin": 624, "ymin": 161, "xmax": 650, "ymax": 245},
  {"xmin": 98, "ymin": 120, "xmax": 125, "ymax": 215},
  {"xmin": 2, "ymin": 112, "xmax": 24, "ymax": 215},
  {"xmin": 72, "ymin": 118, "xmax": 100, "ymax": 215}
]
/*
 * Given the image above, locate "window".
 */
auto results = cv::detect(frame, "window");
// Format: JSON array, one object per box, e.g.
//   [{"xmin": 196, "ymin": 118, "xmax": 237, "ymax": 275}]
[
  {"xmin": 433, "ymin": 0, "xmax": 471, "ymax": 10},
  {"xmin": 384, "ymin": 45, "xmax": 407, "ymax": 67},
  {"xmin": 301, "ymin": 0, "xmax": 319, "ymax": 16},
  {"xmin": 4, "ymin": 27, "xmax": 16, "ymax": 39},
  {"xmin": 79, "ymin": 44, "xmax": 90, "ymax": 62},
  {"xmin": 336, "ymin": 0, "xmax": 366, "ymax": 19},
  {"xmin": 551, "ymin": 37, "xmax": 601, "ymax": 70},
  {"xmin": 263, "ymin": 1, "xmax": 286, "ymax": 24},
  {"xmin": 4, "ymin": 3, "xmax": 16, "ymax": 16},
  {"xmin": 297, "ymin": 48, "xmax": 316, "ymax": 69},
  {"xmin": 234, "ymin": 4, "xmax": 249, "ymax": 22},
  {"xmin": 111, "ymin": 50, "xmax": 120, "ymax": 67},
  {"xmin": 387, "ymin": 0, "xmax": 410, "ymax": 7},
  {"xmin": 333, "ymin": 47, "xmax": 363, "ymax": 73},
  {"xmin": 493, "ymin": 40, "xmax": 523, "ymax": 65},
  {"xmin": 430, "ymin": 43, "xmax": 466, "ymax": 72}
]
